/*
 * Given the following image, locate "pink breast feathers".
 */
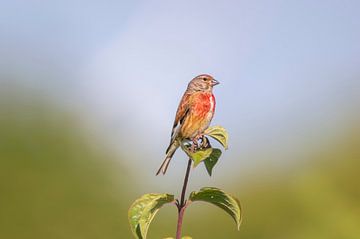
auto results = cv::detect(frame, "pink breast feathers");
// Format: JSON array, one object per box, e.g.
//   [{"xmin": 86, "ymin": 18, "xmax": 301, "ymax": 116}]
[{"xmin": 195, "ymin": 93, "xmax": 216, "ymax": 117}]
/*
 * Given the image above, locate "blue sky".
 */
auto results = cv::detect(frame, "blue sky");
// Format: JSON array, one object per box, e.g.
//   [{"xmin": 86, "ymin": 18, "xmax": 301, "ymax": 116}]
[{"xmin": 1, "ymin": 0, "xmax": 360, "ymax": 185}]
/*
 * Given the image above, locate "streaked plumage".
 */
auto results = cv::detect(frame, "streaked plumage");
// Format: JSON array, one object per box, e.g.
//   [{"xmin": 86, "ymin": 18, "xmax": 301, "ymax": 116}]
[{"xmin": 156, "ymin": 74, "xmax": 219, "ymax": 175}]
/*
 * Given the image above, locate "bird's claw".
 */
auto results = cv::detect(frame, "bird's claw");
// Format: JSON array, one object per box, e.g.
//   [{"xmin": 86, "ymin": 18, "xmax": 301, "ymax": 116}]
[
  {"xmin": 189, "ymin": 134, "xmax": 209, "ymax": 152},
  {"xmin": 189, "ymin": 142, "xmax": 197, "ymax": 153},
  {"xmin": 201, "ymin": 135, "xmax": 209, "ymax": 148}
]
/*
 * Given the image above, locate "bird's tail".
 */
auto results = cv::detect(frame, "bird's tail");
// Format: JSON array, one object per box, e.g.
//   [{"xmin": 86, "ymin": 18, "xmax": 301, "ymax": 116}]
[{"xmin": 156, "ymin": 140, "xmax": 180, "ymax": 175}]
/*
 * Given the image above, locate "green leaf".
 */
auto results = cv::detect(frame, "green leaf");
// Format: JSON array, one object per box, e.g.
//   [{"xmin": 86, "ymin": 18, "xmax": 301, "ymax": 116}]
[
  {"xmin": 189, "ymin": 187, "xmax": 242, "ymax": 230},
  {"xmin": 128, "ymin": 193, "xmax": 174, "ymax": 239},
  {"xmin": 188, "ymin": 148, "xmax": 213, "ymax": 167},
  {"xmin": 204, "ymin": 126, "xmax": 229, "ymax": 149},
  {"xmin": 203, "ymin": 148, "xmax": 222, "ymax": 176}
]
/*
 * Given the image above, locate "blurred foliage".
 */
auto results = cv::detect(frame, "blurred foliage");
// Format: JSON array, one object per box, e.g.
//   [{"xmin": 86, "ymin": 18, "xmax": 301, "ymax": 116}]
[
  {"xmin": 0, "ymin": 90, "xmax": 359, "ymax": 238},
  {"xmin": 181, "ymin": 128, "xmax": 360, "ymax": 239},
  {"xmin": 0, "ymin": 92, "xmax": 134, "ymax": 238}
]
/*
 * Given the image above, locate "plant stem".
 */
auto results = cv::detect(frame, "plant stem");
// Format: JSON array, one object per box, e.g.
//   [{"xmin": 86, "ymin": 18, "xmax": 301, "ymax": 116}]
[
  {"xmin": 176, "ymin": 158, "xmax": 192, "ymax": 239},
  {"xmin": 180, "ymin": 158, "xmax": 192, "ymax": 208}
]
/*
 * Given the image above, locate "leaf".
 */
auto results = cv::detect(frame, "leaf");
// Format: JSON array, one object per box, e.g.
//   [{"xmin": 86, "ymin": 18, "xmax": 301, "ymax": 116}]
[
  {"xmin": 204, "ymin": 126, "xmax": 229, "ymax": 149},
  {"xmin": 203, "ymin": 148, "xmax": 222, "ymax": 176},
  {"xmin": 128, "ymin": 193, "xmax": 174, "ymax": 239},
  {"xmin": 189, "ymin": 187, "xmax": 242, "ymax": 230},
  {"xmin": 188, "ymin": 148, "xmax": 213, "ymax": 167}
]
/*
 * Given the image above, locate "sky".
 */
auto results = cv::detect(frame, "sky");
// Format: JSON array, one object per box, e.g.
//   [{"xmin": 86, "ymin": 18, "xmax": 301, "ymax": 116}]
[{"xmin": 1, "ymin": 0, "xmax": 360, "ymax": 184}]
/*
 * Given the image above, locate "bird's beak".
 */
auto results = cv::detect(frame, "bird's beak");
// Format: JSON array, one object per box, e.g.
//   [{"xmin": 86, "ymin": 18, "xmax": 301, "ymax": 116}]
[{"xmin": 211, "ymin": 79, "xmax": 220, "ymax": 86}]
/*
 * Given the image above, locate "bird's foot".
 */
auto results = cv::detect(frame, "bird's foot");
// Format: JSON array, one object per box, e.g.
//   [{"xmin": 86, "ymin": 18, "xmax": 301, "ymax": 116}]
[
  {"xmin": 189, "ymin": 141, "xmax": 198, "ymax": 152},
  {"xmin": 200, "ymin": 135, "xmax": 209, "ymax": 148},
  {"xmin": 189, "ymin": 135, "xmax": 201, "ymax": 152},
  {"xmin": 190, "ymin": 134, "xmax": 209, "ymax": 152}
]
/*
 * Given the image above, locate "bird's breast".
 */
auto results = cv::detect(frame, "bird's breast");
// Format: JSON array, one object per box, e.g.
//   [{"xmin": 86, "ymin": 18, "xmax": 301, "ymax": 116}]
[{"xmin": 192, "ymin": 93, "xmax": 216, "ymax": 117}]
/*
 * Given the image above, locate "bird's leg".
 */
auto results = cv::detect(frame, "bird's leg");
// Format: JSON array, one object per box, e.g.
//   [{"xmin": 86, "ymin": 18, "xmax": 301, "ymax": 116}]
[
  {"xmin": 189, "ymin": 139, "xmax": 198, "ymax": 153},
  {"xmin": 190, "ymin": 134, "xmax": 201, "ymax": 152},
  {"xmin": 201, "ymin": 135, "xmax": 209, "ymax": 148}
]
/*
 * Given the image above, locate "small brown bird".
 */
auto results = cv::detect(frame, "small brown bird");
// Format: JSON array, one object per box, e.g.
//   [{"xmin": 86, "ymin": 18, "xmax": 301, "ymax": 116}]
[{"xmin": 156, "ymin": 74, "xmax": 219, "ymax": 175}]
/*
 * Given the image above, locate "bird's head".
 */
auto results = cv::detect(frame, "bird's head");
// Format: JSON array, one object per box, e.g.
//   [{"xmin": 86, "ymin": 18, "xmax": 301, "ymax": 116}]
[{"xmin": 187, "ymin": 74, "xmax": 219, "ymax": 92}]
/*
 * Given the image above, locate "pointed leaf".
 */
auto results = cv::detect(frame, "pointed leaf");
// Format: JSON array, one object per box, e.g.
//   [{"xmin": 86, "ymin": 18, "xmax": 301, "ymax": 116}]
[
  {"xmin": 188, "ymin": 148, "xmax": 213, "ymax": 167},
  {"xmin": 128, "ymin": 193, "xmax": 174, "ymax": 239},
  {"xmin": 204, "ymin": 126, "xmax": 229, "ymax": 149},
  {"xmin": 203, "ymin": 148, "xmax": 222, "ymax": 176},
  {"xmin": 189, "ymin": 187, "xmax": 242, "ymax": 230}
]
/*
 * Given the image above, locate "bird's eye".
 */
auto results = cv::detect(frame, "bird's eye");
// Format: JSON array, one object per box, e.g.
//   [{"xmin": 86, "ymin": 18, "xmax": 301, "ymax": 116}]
[{"xmin": 203, "ymin": 78, "xmax": 207, "ymax": 81}]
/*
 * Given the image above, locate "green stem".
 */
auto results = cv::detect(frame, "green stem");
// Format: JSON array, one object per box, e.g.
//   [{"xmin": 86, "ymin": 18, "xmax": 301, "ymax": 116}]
[{"xmin": 176, "ymin": 158, "xmax": 192, "ymax": 239}]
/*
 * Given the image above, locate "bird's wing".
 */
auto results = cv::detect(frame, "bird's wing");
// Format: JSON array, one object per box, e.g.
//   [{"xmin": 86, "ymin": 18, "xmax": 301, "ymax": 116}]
[{"xmin": 169, "ymin": 93, "xmax": 191, "ymax": 143}]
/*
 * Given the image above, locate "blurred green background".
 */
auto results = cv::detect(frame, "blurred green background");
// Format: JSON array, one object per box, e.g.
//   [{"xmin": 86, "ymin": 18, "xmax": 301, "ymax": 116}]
[
  {"xmin": 1, "ymin": 1, "xmax": 360, "ymax": 238},
  {"xmin": 1, "ymin": 87, "xmax": 359, "ymax": 238}
]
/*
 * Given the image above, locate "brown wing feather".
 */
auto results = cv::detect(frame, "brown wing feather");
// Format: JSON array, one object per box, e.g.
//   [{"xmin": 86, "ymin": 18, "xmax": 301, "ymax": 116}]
[
  {"xmin": 171, "ymin": 93, "xmax": 191, "ymax": 137},
  {"xmin": 165, "ymin": 93, "xmax": 191, "ymax": 154}
]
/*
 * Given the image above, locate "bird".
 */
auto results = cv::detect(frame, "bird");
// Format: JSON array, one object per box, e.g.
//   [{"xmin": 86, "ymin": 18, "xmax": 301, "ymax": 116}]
[{"xmin": 156, "ymin": 74, "xmax": 219, "ymax": 175}]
